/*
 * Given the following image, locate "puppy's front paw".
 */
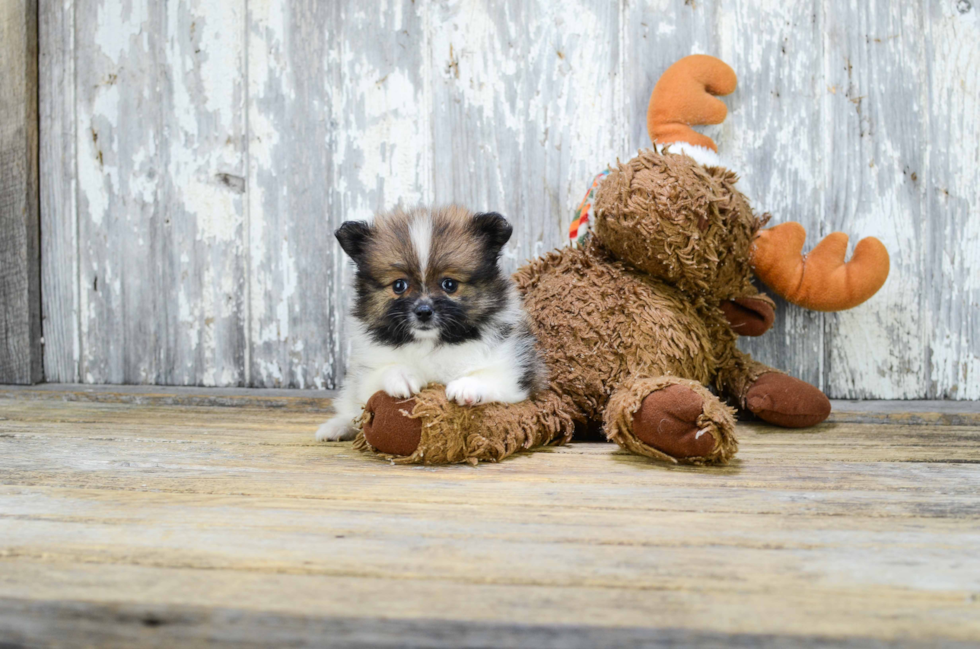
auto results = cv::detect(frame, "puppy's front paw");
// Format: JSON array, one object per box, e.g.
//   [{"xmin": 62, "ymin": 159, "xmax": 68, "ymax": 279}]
[
  {"xmin": 381, "ymin": 366, "xmax": 424, "ymax": 399},
  {"xmin": 446, "ymin": 377, "xmax": 497, "ymax": 406},
  {"xmin": 315, "ymin": 417, "xmax": 357, "ymax": 442}
]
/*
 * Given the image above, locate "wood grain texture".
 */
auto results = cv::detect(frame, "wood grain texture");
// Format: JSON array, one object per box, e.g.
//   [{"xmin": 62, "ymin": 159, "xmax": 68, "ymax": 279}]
[
  {"xmin": 822, "ymin": 0, "xmax": 929, "ymax": 399},
  {"xmin": 0, "ymin": 0, "xmax": 42, "ymax": 385},
  {"xmin": 0, "ymin": 398, "xmax": 979, "ymax": 645},
  {"xmin": 39, "ymin": 0, "xmax": 79, "ymax": 383},
  {"xmin": 74, "ymin": 0, "xmax": 247, "ymax": 386},
  {"xmin": 922, "ymin": 0, "xmax": 980, "ymax": 399},
  {"xmin": 0, "ymin": 383, "xmax": 337, "ymax": 410},
  {"xmin": 4, "ymin": 383, "xmax": 980, "ymax": 423},
  {"xmin": 38, "ymin": 0, "xmax": 980, "ymax": 398},
  {"xmin": 13, "ymin": 600, "xmax": 970, "ymax": 649}
]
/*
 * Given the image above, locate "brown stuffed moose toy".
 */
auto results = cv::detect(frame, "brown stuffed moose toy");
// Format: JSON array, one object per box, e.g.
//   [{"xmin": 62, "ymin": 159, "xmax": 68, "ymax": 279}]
[{"xmin": 351, "ymin": 55, "xmax": 890, "ymax": 466}]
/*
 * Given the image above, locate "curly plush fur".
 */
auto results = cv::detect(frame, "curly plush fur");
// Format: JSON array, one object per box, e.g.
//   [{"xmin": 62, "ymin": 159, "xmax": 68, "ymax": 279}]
[{"xmin": 353, "ymin": 149, "xmax": 832, "ymax": 465}]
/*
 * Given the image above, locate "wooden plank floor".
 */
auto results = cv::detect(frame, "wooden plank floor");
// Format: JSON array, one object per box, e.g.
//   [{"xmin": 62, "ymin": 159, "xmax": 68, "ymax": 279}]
[{"xmin": 1, "ymin": 390, "xmax": 979, "ymax": 647}]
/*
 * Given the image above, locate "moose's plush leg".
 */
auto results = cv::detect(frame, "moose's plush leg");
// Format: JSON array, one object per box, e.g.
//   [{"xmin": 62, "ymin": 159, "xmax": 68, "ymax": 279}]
[
  {"xmin": 354, "ymin": 387, "xmax": 577, "ymax": 465},
  {"xmin": 715, "ymin": 349, "xmax": 831, "ymax": 428},
  {"xmin": 743, "ymin": 373, "xmax": 832, "ymax": 428},
  {"xmin": 605, "ymin": 376, "xmax": 738, "ymax": 465}
]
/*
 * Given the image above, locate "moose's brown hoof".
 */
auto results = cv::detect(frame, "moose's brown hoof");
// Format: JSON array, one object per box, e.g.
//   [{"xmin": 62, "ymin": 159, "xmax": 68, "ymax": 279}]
[
  {"xmin": 362, "ymin": 391, "xmax": 422, "ymax": 456},
  {"xmin": 632, "ymin": 385, "xmax": 718, "ymax": 459},
  {"xmin": 745, "ymin": 372, "xmax": 831, "ymax": 428},
  {"xmin": 721, "ymin": 296, "xmax": 776, "ymax": 337}
]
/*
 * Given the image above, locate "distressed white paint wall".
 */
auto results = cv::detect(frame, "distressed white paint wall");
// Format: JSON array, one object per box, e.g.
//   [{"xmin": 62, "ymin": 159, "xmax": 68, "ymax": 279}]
[{"xmin": 39, "ymin": 0, "xmax": 980, "ymax": 398}]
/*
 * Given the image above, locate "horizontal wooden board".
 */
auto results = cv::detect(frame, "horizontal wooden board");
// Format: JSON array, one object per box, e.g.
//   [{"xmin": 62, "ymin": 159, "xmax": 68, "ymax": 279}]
[
  {"xmin": 10, "ymin": 598, "xmax": 975, "ymax": 649},
  {"xmin": 0, "ymin": 383, "xmax": 337, "ymax": 411},
  {"xmin": 1, "ymin": 397, "xmax": 979, "ymax": 645},
  {"xmin": 2, "ymin": 384, "xmax": 979, "ymax": 423}
]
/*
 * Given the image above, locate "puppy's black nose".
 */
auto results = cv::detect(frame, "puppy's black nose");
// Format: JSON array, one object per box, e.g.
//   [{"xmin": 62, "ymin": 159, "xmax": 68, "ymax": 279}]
[{"xmin": 413, "ymin": 303, "xmax": 434, "ymax": 322}]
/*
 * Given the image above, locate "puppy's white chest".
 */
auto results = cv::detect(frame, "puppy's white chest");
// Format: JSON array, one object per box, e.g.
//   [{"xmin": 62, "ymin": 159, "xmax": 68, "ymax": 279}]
[{"xmin": 394, "ymin": 341, "xmax": 489, "ymax": 383}]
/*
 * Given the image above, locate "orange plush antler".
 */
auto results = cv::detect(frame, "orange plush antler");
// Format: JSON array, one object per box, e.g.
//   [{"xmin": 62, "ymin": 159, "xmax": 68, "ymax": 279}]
[
  {"xmin": 751, "ymin": 223, "xmax": 890, "ymax": 312},
  {"xmin": 647, "ymin": 55, "xmax": 737, "ymax": 152}
]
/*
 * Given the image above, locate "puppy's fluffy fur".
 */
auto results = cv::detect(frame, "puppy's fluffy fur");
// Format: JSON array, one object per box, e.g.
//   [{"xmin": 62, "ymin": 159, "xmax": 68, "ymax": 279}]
[{"xmin": 316, "ymin": 206, "xmax": 547, "ymax": 442}]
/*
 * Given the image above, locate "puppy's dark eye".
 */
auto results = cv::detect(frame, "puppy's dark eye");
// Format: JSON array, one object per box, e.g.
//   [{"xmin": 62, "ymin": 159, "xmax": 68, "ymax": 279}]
[
  {"xmin": 440, "ymin": 278, "xmax": 458, "ymax": 294},
  {"xmin": 392, "ymin": 279, "xmax": 409, "ymax": 294}
]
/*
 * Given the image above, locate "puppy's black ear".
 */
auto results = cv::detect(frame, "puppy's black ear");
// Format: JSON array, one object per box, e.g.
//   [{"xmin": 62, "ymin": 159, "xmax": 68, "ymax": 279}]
[
  {"xmin": 472, "ymin": 212, "xmax": 513, "ymax": 255},
  {"xmin": 335, "ymin": 221, "xmax": 372, "ymax": 262}
]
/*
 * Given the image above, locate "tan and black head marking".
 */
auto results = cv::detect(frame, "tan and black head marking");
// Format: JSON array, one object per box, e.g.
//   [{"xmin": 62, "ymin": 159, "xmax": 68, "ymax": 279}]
[{"xmin": 336, "ymin": 206, "xmax": 514, "ymax": 346}]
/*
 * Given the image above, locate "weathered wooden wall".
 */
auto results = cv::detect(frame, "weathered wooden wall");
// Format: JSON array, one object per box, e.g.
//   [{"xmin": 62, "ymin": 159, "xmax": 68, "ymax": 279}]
[
  {"xmin": 1, "ymin": 0, "xmax": 42, "ymax": 385},
  {"xmin": 38, "ymin": 0, "xmax": 980, "ymax": 398}
]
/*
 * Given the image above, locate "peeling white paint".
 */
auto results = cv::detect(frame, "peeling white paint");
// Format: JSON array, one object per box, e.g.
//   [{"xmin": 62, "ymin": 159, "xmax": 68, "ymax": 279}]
[
  {"xmin": 352, "ymin": 68, "xmax": 426, "ymax": 204},
  {"xmin": 197, "ymin": 2, "xmax": 242, "ymax": 127},
  {"xmin": 95, "ymin": 0, "xmax": 145, "ymax": 61},
  {"xmin": 77, "ymin": 83, "xmax": 121, "ymax": 228},
  {"xmin": 184, "ymin": 179, "xmax": 242, "ymax": 242}
]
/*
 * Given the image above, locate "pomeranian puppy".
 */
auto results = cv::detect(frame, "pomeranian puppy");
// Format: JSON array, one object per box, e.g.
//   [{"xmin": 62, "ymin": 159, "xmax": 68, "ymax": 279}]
[{"xmin": 315, "ymin": 205, "xmax": 547, "ymax": 442}]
